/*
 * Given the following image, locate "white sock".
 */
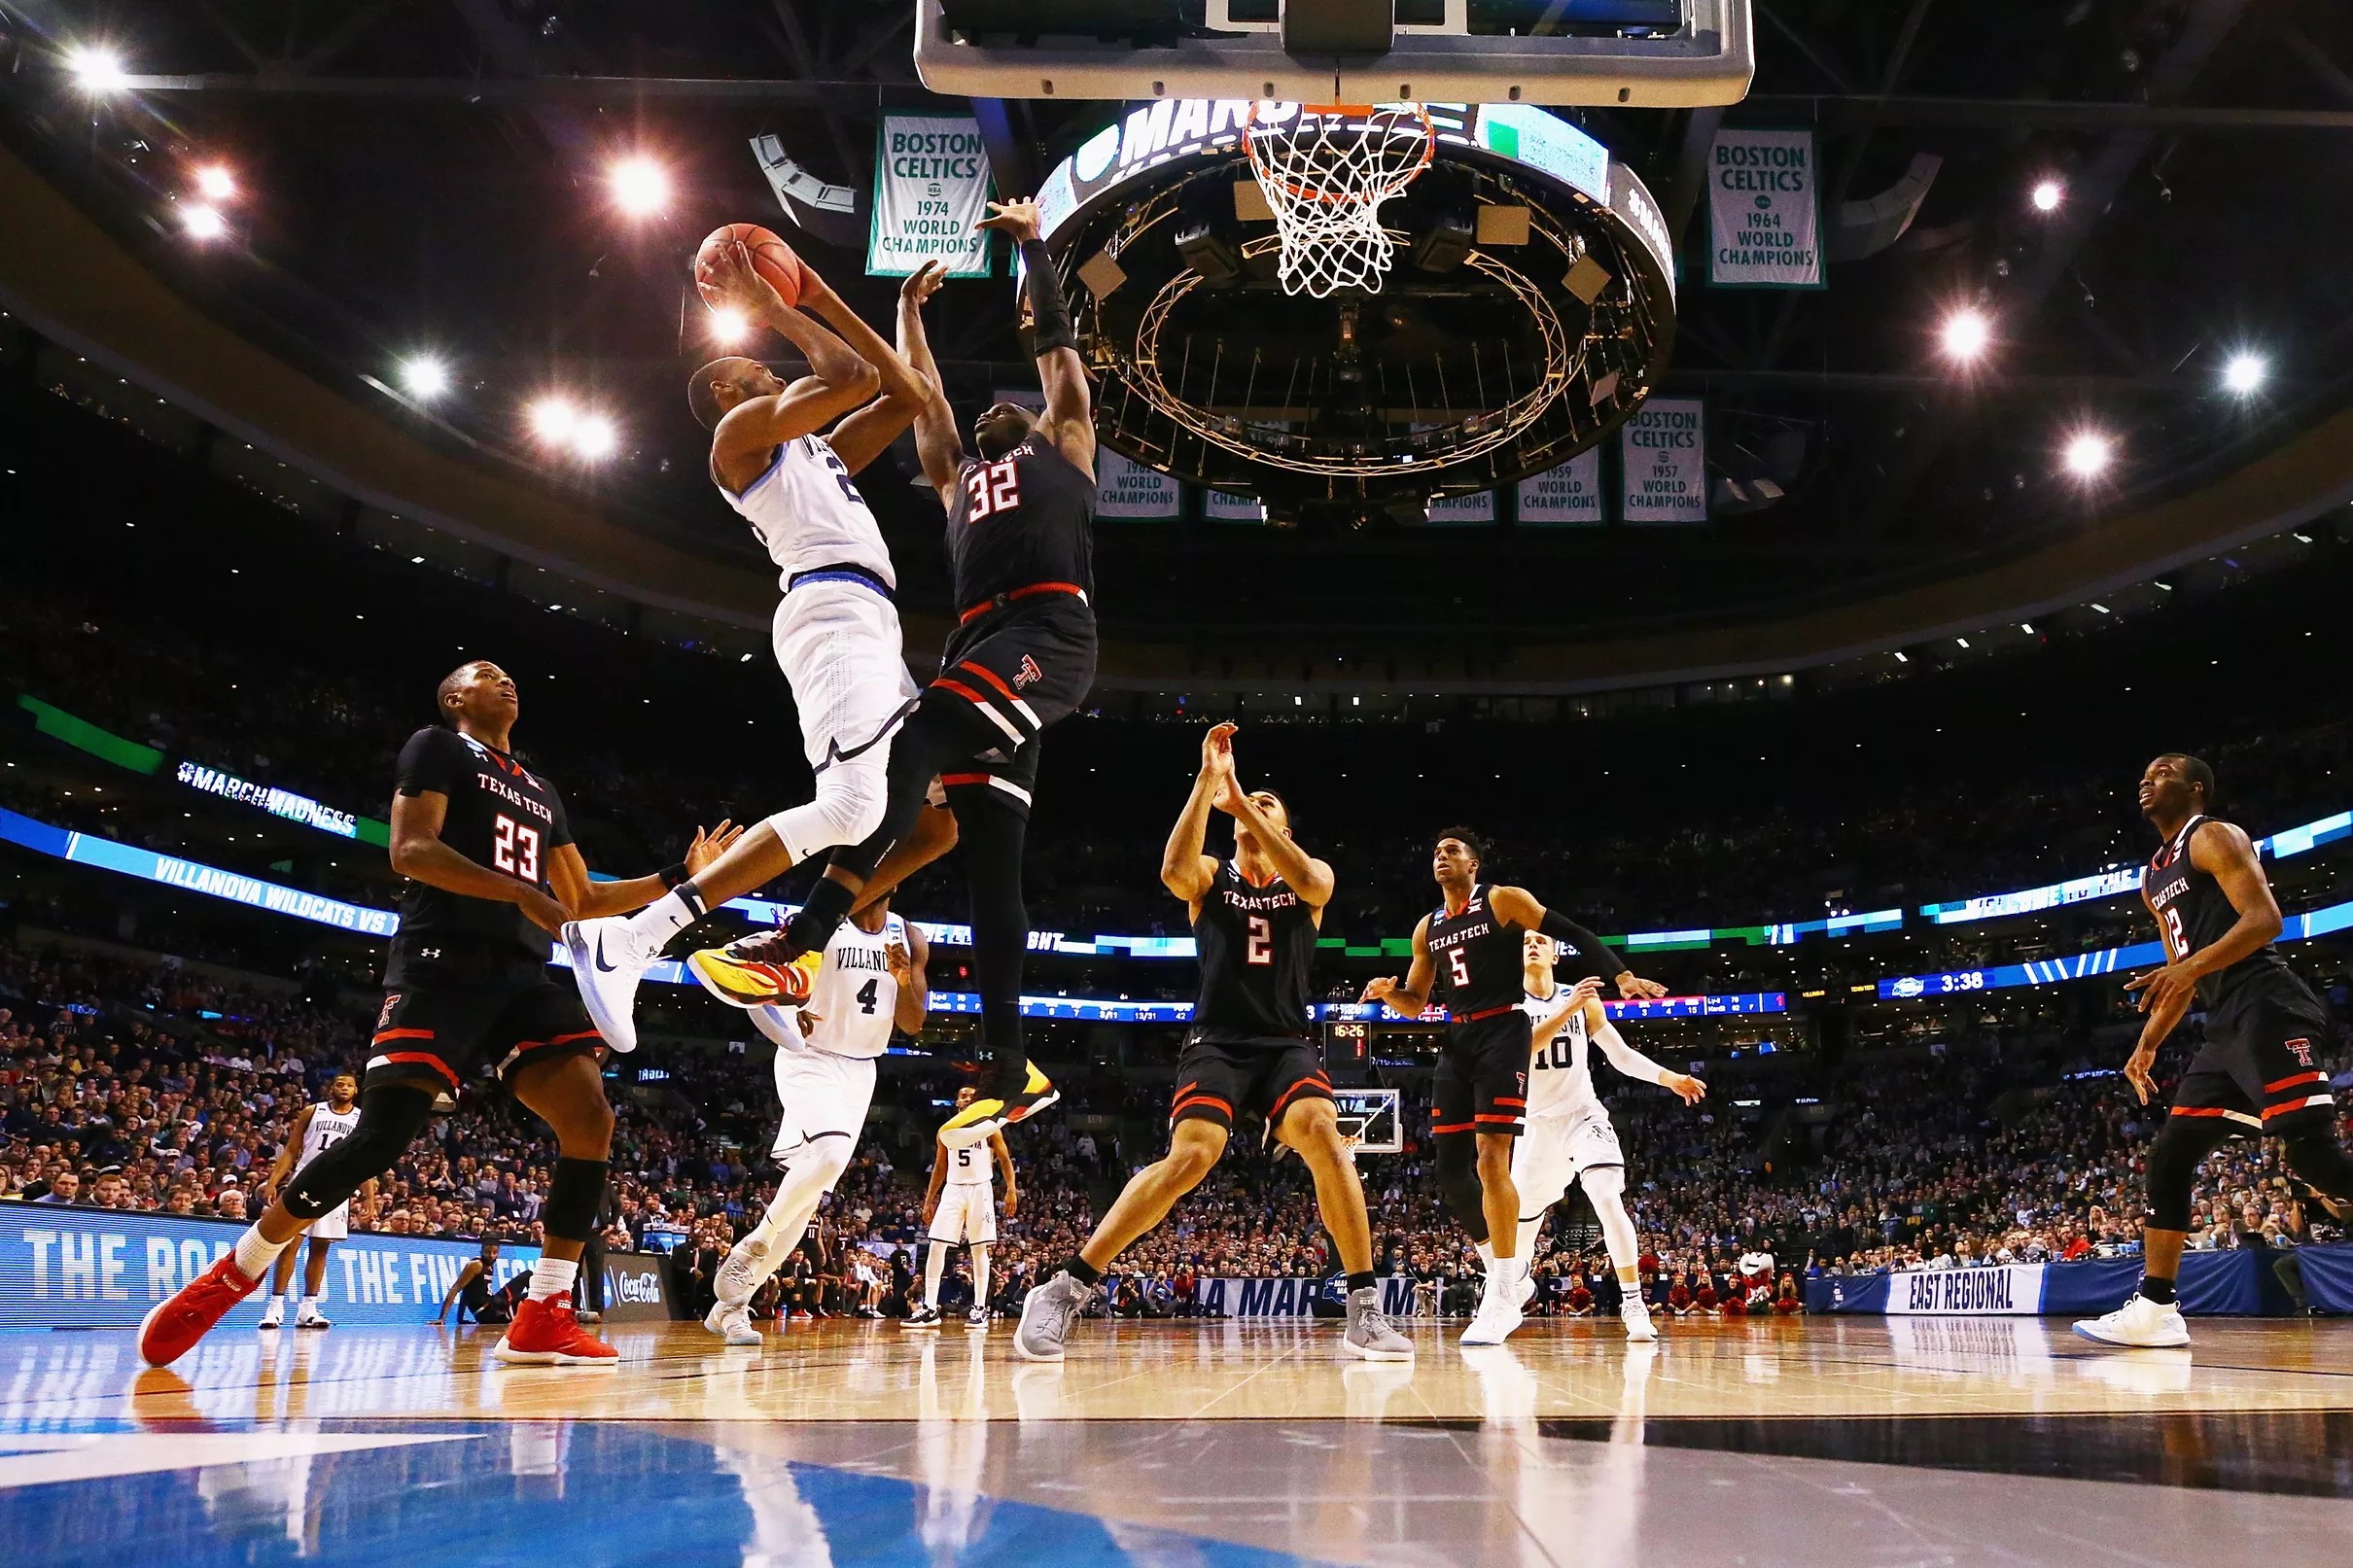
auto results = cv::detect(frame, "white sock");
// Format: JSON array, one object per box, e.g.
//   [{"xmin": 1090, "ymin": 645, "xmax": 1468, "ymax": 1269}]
[
  {"xmin": 1475, "ymin": 1239, "xmax": 1496, "ymax": 1273},
  {"xmin": 626, "ymin": 888, "xmax": 703, "ymax": 944},
  {"xmin": 528, "ymin": 1255, "xmax": 579, "ymax": 1302},
  {"xmin": 301, "ymin": 1294, "xmax": 321, "ymax": 1308},
  {"xmin": 970, "ymin": 1246, "xmax": 991, "ymax": 1309},
  {"xmin": 924, "ymin": 1242, "xmax": 948, "ymax": 1309},
  {"xmin": 231, "ymin": 1227, "xmax": 290, "ymax": 1282},
  {"xmin": 1514, "ymin": 1215, "xmax": 1545, "ymax": 1265}
]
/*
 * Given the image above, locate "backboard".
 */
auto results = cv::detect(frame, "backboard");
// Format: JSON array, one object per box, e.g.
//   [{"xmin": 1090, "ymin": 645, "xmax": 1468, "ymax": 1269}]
[
  {"xmin": 916, "ymin": 0, "xmax": 1754, "ymax": 109},
  {"xmin": 1332, "ymin": 1086, "xmax": 1402, "ymax": 1155}
]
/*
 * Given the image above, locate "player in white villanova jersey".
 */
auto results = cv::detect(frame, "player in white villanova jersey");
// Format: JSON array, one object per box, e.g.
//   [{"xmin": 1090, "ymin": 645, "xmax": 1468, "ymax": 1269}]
[
  {"xmin": 254, "ymin": 1072, "xmax": 362, "ymax": 1330},
  {"xmin": 565, "ymin": 249, "xmax": 959, "ymax": 1053},
  {"xmin": 1513, "ymin": 933, "xmax": 1706, "ymax": 1342},
  {"xmin": 703, "ymin": 897, "xmax": 928, "ymax": 1346},
  {"xmin": 912, "ymin": 1086, "xmax": 1016, "ymax": 1330}
]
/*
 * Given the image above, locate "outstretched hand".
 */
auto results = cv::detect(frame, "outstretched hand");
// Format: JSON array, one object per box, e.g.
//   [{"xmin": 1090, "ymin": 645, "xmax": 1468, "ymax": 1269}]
[
  {"xmin": 1615, "ymin": 973, "xmax": 1669, "ymax": 999},
  {"xmin": 685, "ymin": 819, "xmax": 744, "ymax": 877},
  {"xmin": 900, "ymin": 258, "xmax": 948, "ymax": 306},
  {"xmin": 976, "ymin": 197, "xmax": 1042, "ymax": 244}
]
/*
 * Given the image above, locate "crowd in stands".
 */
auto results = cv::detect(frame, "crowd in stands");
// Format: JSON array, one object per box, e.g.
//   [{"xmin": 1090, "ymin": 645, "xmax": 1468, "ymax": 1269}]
[{"xmin": 8, "ymin": 922, "xmax": 2350, "ymax": 1327}]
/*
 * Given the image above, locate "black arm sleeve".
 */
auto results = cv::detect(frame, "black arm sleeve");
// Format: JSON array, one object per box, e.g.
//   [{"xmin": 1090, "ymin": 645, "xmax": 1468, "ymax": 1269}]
[
  {"xmin": 1537, "ymin": 908, "xmax": 1630, "ymax": 978},
  {"xmin": 1019, "ymin": 238, "xmax": 1073, "ymax": 355}
]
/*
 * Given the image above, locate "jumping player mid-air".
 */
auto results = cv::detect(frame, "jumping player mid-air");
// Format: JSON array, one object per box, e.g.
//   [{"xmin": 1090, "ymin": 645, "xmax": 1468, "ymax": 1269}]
[
  {"xmin": 2075, "ymin": 753, "xmax": 2353, "ymax": 1349},
  {"xmin": 702, "ymin": 896, "xmax": 927, "ymax": 1347},
  {"xmin": 254, "ymin": 1071, "xmax": 362, "ymax": 1331},
  {"xmin": 563, "ymin": 247, "xmax": 958, "ymax": 1053},
  {"xmin": 1016, "ymin": 723, "xmax": 1414, "ymax": 1363},
  {"xmin": 1361, "ymin": 830, "xmax": 1666, "ymax": 1347},
  {"xmin": 1513, "ymin": 933, "xmax": 1706, "ymax": 1344},
  {"xmin": 909, "ymin": 1086, "xmax": 1019, "ymax": 1331},
  {"xmin": 139, "ymin": 661, "xmax": 737, "ymax": 1369},
  {"xmin": 693, "ymin": 197, "xmax": 1097, "ymax": 1143}
]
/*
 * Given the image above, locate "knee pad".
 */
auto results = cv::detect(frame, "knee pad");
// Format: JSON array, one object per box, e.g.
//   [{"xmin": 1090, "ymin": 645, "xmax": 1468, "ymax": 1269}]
[
  {"xmin": 2279, "ymin": 1127, "xmax": 2353, "ymax": 1206},
  {"xmin": 1435, "ymin": 1135, "xmax": 1487, "ymax": 1237},
  {"xmin": 541, "ymin": 1156, "xmax": 609, "ymax": 1242},
  {"xmin": 2144, "ymin": 1115, "xmax": 2230, "ymax": 1231},
  {"xmin": 282, "ymin": 1086, "xmax": 435, "ymax": 1219}
]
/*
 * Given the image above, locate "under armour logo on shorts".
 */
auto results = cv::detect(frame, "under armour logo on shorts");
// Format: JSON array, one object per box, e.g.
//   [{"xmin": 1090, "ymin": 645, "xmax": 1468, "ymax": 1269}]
[
  {"xmin": 1013, "ymin": 654, "xmax": 1043, "ymax": 689},
  {"xmin": 2288, "ymin": 1037, "xmax": 2315, "ymax": 1067}
]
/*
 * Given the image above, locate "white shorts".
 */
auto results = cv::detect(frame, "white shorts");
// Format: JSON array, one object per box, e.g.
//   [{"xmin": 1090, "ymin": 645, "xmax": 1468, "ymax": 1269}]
[
  {"xmin": 771, "ymin": 579, "xmax": 921, "ymax": 774},
  {"xmin": 930, "ymin": 1183, "xmax": 997, "ymax": 1246},
  {"xmin": 1512, "ymin": 1107, "xmax": 1625, "ymax": 1214},
  {"xmin": 770, "ymin": 1046, "xmax": 877, "ymax": 1162},
  {"xmin": 305, "ymin": 1202, "xmax": 349, "ymax": 1242}
]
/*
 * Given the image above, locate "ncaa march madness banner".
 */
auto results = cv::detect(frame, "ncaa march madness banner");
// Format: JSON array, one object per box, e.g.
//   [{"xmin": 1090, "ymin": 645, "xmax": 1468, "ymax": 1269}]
[
  {"xmin": 1620, "ymin": 399, "xmax": 1707, "ymax": 524},
  {"xmin": 1707, "ymin": 128, "xmax": 1824, "ymax": 289},
  {"xmin": 1883, "ymin": 1263, "xmax": 2047, "ymax": 1315},
  {"xmin": 868, "ymin": 113, "xmax": 994, "ymax": 278}
]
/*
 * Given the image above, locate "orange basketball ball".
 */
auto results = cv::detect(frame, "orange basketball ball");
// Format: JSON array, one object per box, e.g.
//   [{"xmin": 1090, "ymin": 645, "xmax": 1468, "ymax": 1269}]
[{"xmin": 695, "ymin": 223, "xmax": 805, "ymax": 308}]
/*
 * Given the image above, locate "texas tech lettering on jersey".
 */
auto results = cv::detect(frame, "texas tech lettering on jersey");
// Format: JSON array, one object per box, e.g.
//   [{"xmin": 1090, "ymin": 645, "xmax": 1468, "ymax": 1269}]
[
  {"xmin": 389, "ymin": 727, "xmax": 574, "ymax": 977},
  {"xmin": 1426, "ymin": 884, "xmax": 1526, "ymax": 1017},
  {"xmin": 1189, "ymin": 861, "xmax": 1317, "ymax": 1040},
  {"xmin": 2145, "ymin": 814, "xmax": 2310, "ymax": 1023},
  {"xmin": 945, "ymin": 436, "xmax": 1098, "ymax": 610}
]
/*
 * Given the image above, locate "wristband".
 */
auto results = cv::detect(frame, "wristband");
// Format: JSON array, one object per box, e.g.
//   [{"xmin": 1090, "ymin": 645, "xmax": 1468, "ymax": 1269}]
[{"xmin": 657, "ymin": 861, "xmax": 690, "ymax": 891}]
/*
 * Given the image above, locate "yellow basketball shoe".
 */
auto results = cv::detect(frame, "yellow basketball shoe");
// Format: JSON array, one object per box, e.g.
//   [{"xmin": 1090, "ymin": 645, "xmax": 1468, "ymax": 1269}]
[
  {"xmin": 939, "ymin": 1062, "xmax": 1060, "ymax": 1144},
  {"xmin": 686, "ymin": 933, "xmax": 822, "ymax": 1009}
]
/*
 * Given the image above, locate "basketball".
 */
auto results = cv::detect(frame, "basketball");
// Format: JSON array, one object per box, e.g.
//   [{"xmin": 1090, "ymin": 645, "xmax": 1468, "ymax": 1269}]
[{"xmin": 695, "ymin": 223, "xmax": 805, "ymax": 308}]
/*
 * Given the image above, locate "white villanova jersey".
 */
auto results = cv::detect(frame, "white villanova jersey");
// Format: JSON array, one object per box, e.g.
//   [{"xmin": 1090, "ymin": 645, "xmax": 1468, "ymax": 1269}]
[
  {"xmin": 720, "ymin": 433, "xmax": 896, "ymax": 590},
  {"xmin": 804, "ymin": 913, "xmax": 908, "ymax": 1061},
  {"xmin": 298, "ymin": 1100, "xmax": 360, "ymax": 1168},
  {"xmin": 1521, "ymin": 989, "xmax": 1602, "ymax": 1120},
  {"xmin": 942, "ymin": 1134, "xmax": 996, "ymax": 1191}
]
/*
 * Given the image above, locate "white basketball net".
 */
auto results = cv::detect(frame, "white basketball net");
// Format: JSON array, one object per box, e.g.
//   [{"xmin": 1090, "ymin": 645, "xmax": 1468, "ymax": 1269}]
[{"xmin": 1245, "ymin": 103, "xmax": 1435, "ymax": 298}]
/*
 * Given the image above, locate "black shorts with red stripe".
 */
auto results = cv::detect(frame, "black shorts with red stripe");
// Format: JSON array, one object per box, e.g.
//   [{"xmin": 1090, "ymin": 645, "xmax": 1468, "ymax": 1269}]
[
  {"xmin": 1434, "ymin": 1009, "xmax": 1532, "ymax": 1139},
  {"xmin": 927, "ymin": 594, "xmax": 1098, "ymax": 818},
  {"xmin": 2171, "ymin": 986, "xmax": 2337, "ymax": 1133},
  {"xmin": 367, "ymin": 959, "xmax": 601, "ymax": 1095},
  {"xmin": 1170, "ymin": 1030, "xmax": 1334, "ymax": 1135}
]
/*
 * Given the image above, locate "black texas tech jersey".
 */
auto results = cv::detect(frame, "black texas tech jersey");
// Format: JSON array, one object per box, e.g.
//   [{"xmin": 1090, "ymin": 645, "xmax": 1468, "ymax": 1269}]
[
  {"xmin": 2145, "ymin": 813, "xmax": 2318, "ymax": 1025},
  {"xmin": 945, "ymin": 435, "xmax": 1097, "ymax": 610},
  {"xmin": 1425, "ymin": 884, "xmax": 1526, "ymax": 1019},
  {"xmin": 1189, "ymin": 860, "xmax": 1317, "ymax": 1040},
  {"xmin": 390, "ymin": 726, "xmax": 572, "ymax": 973}
]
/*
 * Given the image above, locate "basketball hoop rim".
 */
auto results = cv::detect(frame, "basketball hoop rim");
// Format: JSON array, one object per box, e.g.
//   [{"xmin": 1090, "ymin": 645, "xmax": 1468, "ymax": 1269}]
[{"xmin": 1244, "ymin": 101, "xmax": 1436, "ymax": 206}]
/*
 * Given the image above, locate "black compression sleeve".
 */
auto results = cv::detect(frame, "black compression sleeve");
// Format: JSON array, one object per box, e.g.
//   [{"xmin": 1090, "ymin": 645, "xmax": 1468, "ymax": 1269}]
[
  {"xmin": 1020, "ymin": 238, "xmax": 1073, "ymax": 355},
  {"xmin": 1537, "ymin": 908, "xmax": 1629, "ymax": 978}
]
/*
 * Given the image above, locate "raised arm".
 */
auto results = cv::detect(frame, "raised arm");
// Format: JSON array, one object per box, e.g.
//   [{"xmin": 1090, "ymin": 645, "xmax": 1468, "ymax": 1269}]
[
  {"xmin": 892, "ymin": 261, "xmax": 966, "ymax": 505},
  {"xmin": 1161, "ymin": 723, "xmax": 1231, "ymax": 905},
  {"xmin": 701, "ymin": 244, "xmax": 881, "ymax": 474},
  {"xmin": 1360, "ymin": 915, "xmax": 1437, "ymax": 1018},
  {"xmin": 1215, "ymin": 770, "xmax": 1334, "ymax": 913},
  {"xmin": 804, "ymin": 269, "xmax": 937, "ymax": 475},
  {"xmin": 978, "ymin": 198, "xmax": 1095, "ymax": 471},
  {"xmin": 1488, "ymin": 886, "xmax": 1666, "ymax": 998},
  {"xmin": 544, "ymin": 820, "xmax": 741, "ymax": 922}
]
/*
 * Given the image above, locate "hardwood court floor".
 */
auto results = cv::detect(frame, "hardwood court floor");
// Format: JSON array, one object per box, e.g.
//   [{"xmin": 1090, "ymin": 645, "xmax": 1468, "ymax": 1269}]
[{"xmin": 4, "ymin": 1316, "xmax": 2350, "ymax": 1566}]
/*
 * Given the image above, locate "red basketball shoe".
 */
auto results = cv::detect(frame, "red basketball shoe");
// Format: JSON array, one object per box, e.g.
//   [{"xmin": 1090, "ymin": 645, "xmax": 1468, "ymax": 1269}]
[
  {"xmin": 495, "ymin": 1294, "xmax": 618, "ymax": 1367},
  {"xmin": 138, "ymin": 1253, "xmax": 261, "ymax": 1367}
]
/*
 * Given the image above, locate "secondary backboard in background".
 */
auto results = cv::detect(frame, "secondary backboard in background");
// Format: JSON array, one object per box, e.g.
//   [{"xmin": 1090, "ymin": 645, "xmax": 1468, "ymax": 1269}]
[
  {"xmin": 916, "ymin": 0, "xmax": 1754, "ymax": 108},
  {"xmin": 1332, "ymin": 1086, "xmax": 1402, "ymax": 1155}
]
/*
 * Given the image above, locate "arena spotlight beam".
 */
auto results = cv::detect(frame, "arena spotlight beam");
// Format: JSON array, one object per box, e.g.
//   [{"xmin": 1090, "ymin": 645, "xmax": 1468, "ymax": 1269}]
[
  {"xmin": 193, "ymin": 165, "xmax": 237, "ymax": 201},
  {"xmin": 68, "ymin": 46, "xmax": 130, "ymax": 93},
  {"xmin": 399, "ymin": 356, "xmax": 450, "ymax": 401},
  {"xmin": 2062, "ymin": 430, "xmax": 2114, "ymax": 478},
  {"xmin": 1940, "ymin": 307, "xmax": 1991, "ymax": 362},
  {"xmin": 608, "ymin": 156, "xmax": 670, "ymax": 217},
  {"xmin": 2222, "ymin": 351, "xmax": 2267, "ymax": 396}
]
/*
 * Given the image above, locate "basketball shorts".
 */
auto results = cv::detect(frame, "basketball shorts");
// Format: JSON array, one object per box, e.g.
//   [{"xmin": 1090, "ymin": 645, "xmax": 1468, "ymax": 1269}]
[
  {"xmin": 930, "ymin": 1180, "xmax": 997, "ymax": 1245},
  {"xmin": 1170, "ymin": 1031, "xmax": 1334, "ymax": 1134},
  {"xmin": 1511, "ymin": 1108, "xmax": 1625, "ymax": 1215},
  {"xmin": 304, "ymin": 1201, "xmax": 350, "ymax": 1241},
  {"xmin": 1433, "ymin": 1011, "xmax": 1532, "ymax": 1138},
  {"xmin": 930, "ymin": 597, "xmax": 1098, "ymax": 819},
  {"xmin": 772, "ymin": 576, "xmax": 922, "ymax": 774},
  {"xmin": 367, "ymin": 962, "xmax": 601, "ymax": 1094},
  {"xmin": 2172, "ymin": 988, "xmax": 2337, "ymax": 1132},
  {"xmin": 769, "ymin": 1045, "xmax": 876, "ymax": 1163}
]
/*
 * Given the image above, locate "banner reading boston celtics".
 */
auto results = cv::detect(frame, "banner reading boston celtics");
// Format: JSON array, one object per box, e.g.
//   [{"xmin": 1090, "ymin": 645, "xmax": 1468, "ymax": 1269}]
[
  {"xmin": 1707, "ymin": 128, "xmax": 1823, "ymax": 289},
  {"xmin": 868, "ymin": 113, "xmax": 993, "ymax": 278},
  {"xmin": 1620, "ymin": 399, "xmax": 1707, "ymax": 524}
]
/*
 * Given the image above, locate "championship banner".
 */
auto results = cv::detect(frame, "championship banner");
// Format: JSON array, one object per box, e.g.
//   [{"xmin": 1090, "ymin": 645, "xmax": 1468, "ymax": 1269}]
[
  {"xmin": 1620, "ymin": 399, "xmax": 1707, "ymax": 524},
  {"xmin": 867, "ymin": 113, "xmax": 993, "ymax": 278},
  {"xmin": 1204, "ymin": 489, "xmax": 1265, "ymax": 522},
  {"xmin": 1707, "ymin": 128, "xmax": 1824, "ymax": 289},
  {"xmin": 0, "ymin": 1204, "xmax": 540, "ymax": 1330},
  {"xmin": 1098, "ymin": 450, "xmax": 1180, "ymax": 520},
  {"xmin": 1883, "ymin": 1263, "xmax": 2046, "ymax": 1316},
  {"xmin": 1423, "ymin": 491, "xmax": 1495, "ymax": 526},
  {"xmin": 1516, "ymin": 448, "xmax": 1605, "ymax": 525}
]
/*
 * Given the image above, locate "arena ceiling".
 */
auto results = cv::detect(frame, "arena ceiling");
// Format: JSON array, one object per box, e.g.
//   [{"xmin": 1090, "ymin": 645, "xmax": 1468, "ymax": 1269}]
[{"xmin": 4, "ymin": 0, "xmax": 2352, "ymax": 665}]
